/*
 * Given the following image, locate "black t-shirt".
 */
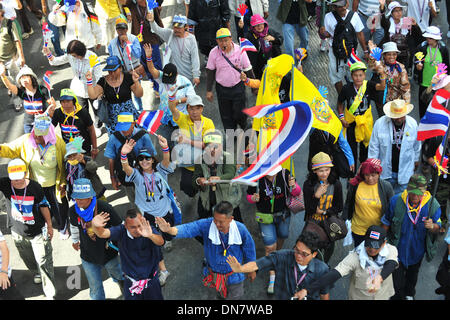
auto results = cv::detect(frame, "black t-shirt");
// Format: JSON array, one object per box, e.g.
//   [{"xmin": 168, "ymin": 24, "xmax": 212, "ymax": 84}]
[
  {"xmin": 285, "ymin": 0, "xmax": 300, "ymax": 24},
  {"xmin": 52, "ymin": 107, "xmax": 93, "ymax": 152},
  {"xmin": 97, "ymin": 73, "xmax": 134, "ymax": 104},
  {"xmin": 0, "ymin": 178, "xmax": 48, "ymax": 237},
  {"xmin": 69, "ymin": 199, "xmax": 122, "ymax": 265},
  {"xmin": 247, "ymin": 169, "xmax": 291, "ymax": 213},
  {"xmin": 338, "ymin": 81, "xmax": 377, "ymax": 116},
  {"xmin": 391, "ymin": 121, "xmax": 404, "ymax": 173},
  {"xmin": 17, "ymin": 85, "xmax": 50, "ymax": 127}
]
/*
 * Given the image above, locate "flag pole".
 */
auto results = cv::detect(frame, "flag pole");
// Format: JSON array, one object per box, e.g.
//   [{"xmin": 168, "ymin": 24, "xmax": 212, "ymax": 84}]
[{"xmin": 428, "ymin": 124, "xmax": 449, "ymax": 219}]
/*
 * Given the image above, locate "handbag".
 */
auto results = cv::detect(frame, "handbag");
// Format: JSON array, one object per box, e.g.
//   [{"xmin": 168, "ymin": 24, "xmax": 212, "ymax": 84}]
[
  {"xmin": 255, "ymin": 211, "xmax": 274, "ymax": 224},
  {"xmin": 322, "ymin": 215, "xmax": 348, "ymax": 242},
  {"xmin": 281, "ymin": 169, "xmax": 305, "ymax": 213},
  {"xmin": 156, "ymin": 172, "xmax": 182, "ymax": 225},
  {"xmin": 96, "ymin": 97, "xmax": 110, "ymax": 126}
]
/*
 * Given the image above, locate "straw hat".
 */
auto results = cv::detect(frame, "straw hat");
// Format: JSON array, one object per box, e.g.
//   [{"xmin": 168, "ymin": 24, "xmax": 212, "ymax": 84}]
[
  {"xmin": 311, "ymin": 152, "xmax": 334, "ymax": 170},
  {"xmin": 383, "ymin": 99, "xmax": 413, "ymax": 118}
]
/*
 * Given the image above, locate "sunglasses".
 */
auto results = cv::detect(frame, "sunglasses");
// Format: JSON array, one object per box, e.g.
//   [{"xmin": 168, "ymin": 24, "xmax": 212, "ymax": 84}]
[{"xmin": 138, "ymin": 156, "xmax": 152, "ymax": 161}]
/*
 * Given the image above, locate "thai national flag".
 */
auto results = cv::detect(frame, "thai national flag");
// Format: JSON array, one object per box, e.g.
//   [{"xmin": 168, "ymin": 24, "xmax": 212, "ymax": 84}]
[
  {"xmin": 137, "ymin": 110, "xmax": 164, "ymax": 135},
  {"xmin": 435, "ymin": 133, "xmax": 449, "ymax": 170},
  {"xmin": 232, "ymin": 101, "xmax": 313, "ymax": 184},
  {"xmin": 417, "ymin": 89, "xmax": 450, "ymax": 141},
  {"xmin": 11, "ymin": 196, "xmax": 35, "ymax": 223},
  {"xmin": 369, "ymin": 231, "xmax": 380, "ymax": 240},
  {"xmin": 239, "ymin": 38, "xmax": 257, "ymax": 54},
  {"xmin": 347, "ymin": 48, "xmax": 361, "ymax": 67},
  {"xmin": 125, "ymin": 41, "xmax": 133, "ymax": 62},
  {"xmin": 43, "ymin": 71, "xmax": 53, "ymax": 92}
]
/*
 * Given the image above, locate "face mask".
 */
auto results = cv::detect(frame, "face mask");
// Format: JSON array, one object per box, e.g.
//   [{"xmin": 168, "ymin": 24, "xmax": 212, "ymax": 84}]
[{"xmin": 68, "ymin": 159, "xmax": 79, "ymax": 166}]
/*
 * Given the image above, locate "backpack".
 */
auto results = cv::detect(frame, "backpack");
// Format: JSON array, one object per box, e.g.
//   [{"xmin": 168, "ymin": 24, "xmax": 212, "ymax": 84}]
[
  {"xmin": 332, "ymin": 11, "xmax": 358, "ymax": 61},
  {"xmin": 113, "ymin": 129, "xmax": 148, "ymax": 186}
]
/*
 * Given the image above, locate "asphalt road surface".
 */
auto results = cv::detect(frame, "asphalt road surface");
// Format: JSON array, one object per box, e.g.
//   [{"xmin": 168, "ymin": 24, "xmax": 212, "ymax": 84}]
[{"xmin": 0, "ymin": 0, "xmax": 448, "ymax": 301}]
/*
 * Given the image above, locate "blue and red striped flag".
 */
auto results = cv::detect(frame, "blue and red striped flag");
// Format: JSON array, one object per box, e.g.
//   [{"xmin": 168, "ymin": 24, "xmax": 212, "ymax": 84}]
[
  {"xmin": 239, "ymin": 38, "xmax": 257, "ymax": 54},
  {"xmin": 232, "ymin": 101, "xmax": 313, "ymax": 183},
  {"xmin": 137, "ymin": 110, "xmax": 164, "ymax": 135},
  {"xmin": 43, "ymin": 71, "xmax": 53, "ymax": 92},
  {"xmin": 417, "ymin": 89, "xmax": 450, "ymax": 141},
  {"xmin": 347, "ymin": 48, "xmax": 361, "ymax": 67},
  {"xmin": 435, "ymin": 135, "xmax": 449, "ymax": 173}
]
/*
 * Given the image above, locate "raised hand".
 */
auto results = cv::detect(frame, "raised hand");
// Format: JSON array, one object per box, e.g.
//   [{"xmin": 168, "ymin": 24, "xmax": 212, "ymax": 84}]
[
  {"xmin": 226, "ymin": 255, "xmax": 242, "ymax": 273},
  {"xmin": 157, "ymin": 135, "xmax": 168, "ymax": 149},
  {"xmin": 155, "ymin": 216, "xmax": 171, "ymax": 233},
  {"xmin": 121, "ymin": 139, "xmax": 136, "ymax": 155},
  {"xmin": 137, "ymin": 216, "xmax": 154, "ymax": 238},
  {"xmin": 143, "ymin": 43, "xmax": 153, "ymax": 58},
  {"xmin": 92, "ymin": 212, "xmax": 110, "ymax": 228}
]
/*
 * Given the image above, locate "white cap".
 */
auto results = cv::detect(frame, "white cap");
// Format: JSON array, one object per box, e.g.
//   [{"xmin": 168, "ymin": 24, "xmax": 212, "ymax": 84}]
[
  {"xmin": 423, "ymin": 26, "xmax": 442, "ymax": 40},
  {"xmin": 7, "ymin": 158, "xmax": 27, "ymax": 180}
]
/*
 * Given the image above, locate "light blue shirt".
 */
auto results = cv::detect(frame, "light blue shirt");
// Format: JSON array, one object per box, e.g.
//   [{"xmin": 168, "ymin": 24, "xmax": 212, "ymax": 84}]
[
  {"xmin": 125, "ymin": 163, "xmax": 175, "ymax": 217},
  {"xmin": 368, "ymin": 115, "xmax": 421, "ymax": 185},
  {"xmin": 107, "ymin": 34, "xmax": 142, "ymax": 72}
]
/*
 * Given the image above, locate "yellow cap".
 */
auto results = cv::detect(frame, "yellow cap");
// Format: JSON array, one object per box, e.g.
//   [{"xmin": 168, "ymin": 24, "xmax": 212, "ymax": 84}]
[
  {"xmin": 115, "ymin": 17, "xmax": 128, "ymax": 26},
  {"xmin": 216, "ymin": 28, "xmax": 231, "ymax": 39}
]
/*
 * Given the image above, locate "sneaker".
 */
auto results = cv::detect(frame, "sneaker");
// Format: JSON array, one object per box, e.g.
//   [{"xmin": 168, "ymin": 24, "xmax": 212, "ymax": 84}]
[
  {"xmin": 22, "ymin": 28, "xmax": 34, "ymax": 39},
  {"xmin": 267, "ymin": 280, "xmax": 275, "ymax": 295},
  {"xmin": 163, "ymin": 240, "xmax": 173, "ymax": 252},
  {"xmin": 33, "ymin": 274, "xmax": 42, "ymax": 284},
  {"xmin": 159, "ymin": 270, "xmax": 170, "ymax": 287},
  {"xmin": 405, "ymin": 296, "xmax": 414, "ymax": 300},
  {"xmin": 320, "ymin": 39, "xmax": 328, "ymax": 52}
]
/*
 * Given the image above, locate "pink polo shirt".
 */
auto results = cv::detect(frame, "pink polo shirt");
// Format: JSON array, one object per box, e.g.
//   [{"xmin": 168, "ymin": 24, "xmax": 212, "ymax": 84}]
[{"xmin": 206, "ymin": 43, "xmax": 252, "ymax": 88}]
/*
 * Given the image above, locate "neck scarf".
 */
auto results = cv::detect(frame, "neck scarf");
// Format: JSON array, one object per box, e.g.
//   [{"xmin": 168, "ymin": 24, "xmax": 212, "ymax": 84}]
[
  {"xmin": 385, "ymin": 61, "xmax": 403, "ymax": 73},
  {"xmin": 75, "ymin": 196, "xmax": 97, "ymax": 222},
  {"xmin": 354, "ymin": 241, "xmax": 388, "ymax": 270}
]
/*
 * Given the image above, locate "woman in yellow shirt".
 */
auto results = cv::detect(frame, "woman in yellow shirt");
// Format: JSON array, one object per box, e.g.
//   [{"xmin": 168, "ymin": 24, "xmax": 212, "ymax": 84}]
[{"xmin": 343, "ymin": 158, "xmax": 394, "ymax": 247}]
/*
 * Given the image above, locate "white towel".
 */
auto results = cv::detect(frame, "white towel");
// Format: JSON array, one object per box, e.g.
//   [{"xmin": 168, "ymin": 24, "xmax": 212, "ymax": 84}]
[
  {"xmin": 208, "ymin": 220, "xmax": 242, "ymax": 246},
  {"xmin": 389, "ymin": 17, "xmax": 409, "ymax": 36},
  {"xmin": 354, "ymin": 241, "xmax": 389, "ymax": 270}
]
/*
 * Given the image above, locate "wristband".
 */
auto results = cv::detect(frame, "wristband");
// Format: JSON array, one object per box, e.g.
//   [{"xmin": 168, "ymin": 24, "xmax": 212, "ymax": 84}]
[
  {"xmin": 0, "ymin": 270, "xmax": 8, "ymax": 275},
  {"xmin": 338, "ymin": 113, "xmax": 344, "ymax": 120},
  {"xmin": 86, "ymin": 78, "xmax": 93, "ymax": 86},
  {"xmin": 162, "ymin": 147, "xmax": 170, "ymax": 153},
  {"xmin": 244, "ymin": 78, "xmax": 250, "ymax": 85},
  {"xmin": 121, "ymin": 153, "xmax": 127, "ymax": 161},
  {"xmin": 146, "ymin": 56, "xmax": 153, "ymax": 62},
  {"xmin": 47, "ymin": 53, "xmax": 53, "ymax": 60},
  {"xmin": 168, "ymin": 95, "xmax": 176, "ymax": 102}
]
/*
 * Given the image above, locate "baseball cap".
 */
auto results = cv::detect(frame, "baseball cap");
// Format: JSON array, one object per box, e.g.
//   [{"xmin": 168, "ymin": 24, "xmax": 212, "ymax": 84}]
[
  {"xmin": 103, "ymin": 56, "xmax": 122, "ymax": 72},
  {"xmin": 161, "ymin": 63, "xmax": 177, "ymax": 84},
  {"xmin": 173, "ymin": 15, "xmax": 187, "ymax": 27},
  {"xmin": 364, "ymin": 225, "xmax": 387, "ymax": 249},
  {"xmin": 216, "ymin": 28, "xmax": 231, "ymax": 39},
  {"xmin": 138, "ymin": 148, "xmax": 153, "ymax": 158},
  {"xmin": 349, "ymin": 61, "xmax": 367, "ymax": 72},
  {"xmin": 33, "ymin": 114, "xmax": 52, "ymax": 136},
  {"xmin": 59, "ymin": 88, "xmax": 77, "ymax": 101},
  {"xmin": 329, "ymin": 0, "xmax": 347, "ymax": 6},
  {"xmin": 115, "ymin": 112, "xmax": 135, "ymax": 131},
  {"xmin": 186, "ymin": 94, "xmax": 204, "ymax": 107},
  {"xmin": 406, "ymin": 174, "xmax": 427, "ymax": 196},
  {"xmin": 7, "ymin": 158, "xmax": 27, "ymax": 180},
  {"xmin": 71, "ymin": 178, "xmax": 96, "ymax": 199},
  {"xmin": 115, "ymin": 17, "xmax": 128, "ymax": 29},
  {"xmin": 203, "ymin": 132, "xmax": 223, "ymax": 145}
]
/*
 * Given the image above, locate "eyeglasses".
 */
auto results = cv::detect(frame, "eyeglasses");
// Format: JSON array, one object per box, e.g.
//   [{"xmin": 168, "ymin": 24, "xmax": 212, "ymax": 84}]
[
  {"xmin": 293, "ymin": 247, "xmax": 312, "ymax": 258},
  {"xmin": 138, "ymin": 156, "xmax": 152, "ymax": 161}
]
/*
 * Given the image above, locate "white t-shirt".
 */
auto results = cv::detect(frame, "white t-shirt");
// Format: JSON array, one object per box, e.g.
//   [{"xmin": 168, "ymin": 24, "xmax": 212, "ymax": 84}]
[
  {"xmin": 406, "ymin": 0, "xmax": 436, "ymax": 32},
  {"xmin": 324, "ymin": 9, "xmax": 365, "ymax": 46},
  {"xmin": 0, "ymin": 0, "xmax": 17, "ymax": 19},
  {"xmin": 0, "ymin": 230, "xmax": 11, "ymax": 278}
]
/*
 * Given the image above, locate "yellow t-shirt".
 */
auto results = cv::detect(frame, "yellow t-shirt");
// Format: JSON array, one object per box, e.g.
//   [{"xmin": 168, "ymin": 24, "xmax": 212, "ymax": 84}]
[
  {"xmin": 29, "ymin": 144, "xmax": 58, "ymax": 188},
  {"xmin": 352, "ymin": 182, "xmax": 382, "ymax": 236},
  {"xmin": 174, "ymin": 113, "xmax": 215, "ymax": 172},
  {"xmin": 95, "ymin": 0, "xmax": 121, "ymax": 18}
]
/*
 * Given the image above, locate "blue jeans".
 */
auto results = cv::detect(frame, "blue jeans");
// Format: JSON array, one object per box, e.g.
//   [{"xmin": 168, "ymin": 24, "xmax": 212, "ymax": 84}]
[
  {"xmin": 258, "ymin": 212, "xmax": 291, "ymax": 246},
  {"xmin": 282, "ymin": 23, "xmax": 309, "ymax": 59},
  {"xmin": 386, "ymin": 173, "xmax": 408, "ymax": 195},
  {"xmin": 357, "ymin": 12, "xmax": 384, "ymax": 46},
  {"xmin": 47, "ymin": 21, "xmax": 65, "ymax": 56},
  {"xmin": 81, "ymin": 256, "xmax": 124, "ymax": 300}
]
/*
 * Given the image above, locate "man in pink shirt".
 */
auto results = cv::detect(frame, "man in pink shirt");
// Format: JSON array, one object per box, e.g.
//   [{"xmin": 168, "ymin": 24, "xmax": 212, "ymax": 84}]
[{"xmin": 205, "ymin": 28, "xmax": 255, "ymax": 131}]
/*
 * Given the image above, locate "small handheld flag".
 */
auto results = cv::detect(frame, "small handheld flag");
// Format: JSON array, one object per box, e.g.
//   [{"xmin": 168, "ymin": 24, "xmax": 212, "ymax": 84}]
[
  {"xmin": 43, "ymin": 71, "xmax": 53, "ymax": 92},
  {"xmin": 239, "ymin": 37, "xmax": 257, "ymax": 53},
  {"xmin": 346, "ymin": 48, "xmax": 361, "ymax": 67},
  {"xmin": 42, "ymin": 23, "xmax": 53, "ymax": 47},
  {"xmin": 415, "ymin": 52, "xmax": 425, "ymax": 63},
  {"xmin": 137, "ymin": 110, "xmax": 164, "ymax": 135}
]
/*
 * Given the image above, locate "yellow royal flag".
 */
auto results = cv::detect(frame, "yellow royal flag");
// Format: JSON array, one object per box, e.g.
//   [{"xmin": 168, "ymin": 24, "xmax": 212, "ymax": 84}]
[
  {"xmin": 89, "ymin": 55, "xmax": 101, "ymax": 69},
  {"xmin": 252, "ymin": 54, "xmax": 296, "ymax": 173},
  {"xmin": 290, "ymin": 67, "xmax": 342, "ymax": 143}
]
